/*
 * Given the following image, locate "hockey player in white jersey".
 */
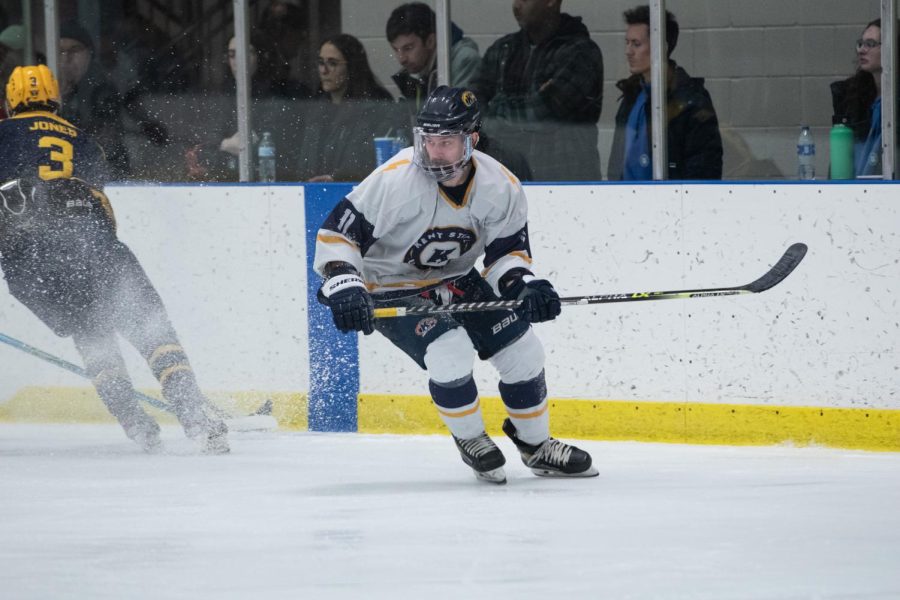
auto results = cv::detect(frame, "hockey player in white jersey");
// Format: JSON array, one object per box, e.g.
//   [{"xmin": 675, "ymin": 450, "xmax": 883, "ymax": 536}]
[{"xmin": 314, "ymin": 86, "xmax": 597, "ymax": 483}]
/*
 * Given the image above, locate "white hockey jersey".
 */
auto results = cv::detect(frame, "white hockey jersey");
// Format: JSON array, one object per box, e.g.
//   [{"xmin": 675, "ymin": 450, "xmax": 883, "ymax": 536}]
[{"xmin": 313, "ymin": 147, "xmax": 534, "ymax": 297}]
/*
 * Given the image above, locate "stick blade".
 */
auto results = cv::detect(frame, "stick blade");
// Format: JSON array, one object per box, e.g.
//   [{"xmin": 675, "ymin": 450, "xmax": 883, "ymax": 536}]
[
  {"xmin": 744, "ymin": 242, "xmax": 808, "ymax": 293},
  {"xmin": 225, "ymin": 415, "xmax": 279, "ymax": 432}
]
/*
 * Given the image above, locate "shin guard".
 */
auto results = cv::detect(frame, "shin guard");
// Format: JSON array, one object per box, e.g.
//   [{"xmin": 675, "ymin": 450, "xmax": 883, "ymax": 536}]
[
  {"xmin": 498, "ymin": 370, "xmax": 550, "ymax": 446},
  {"xmin": 429, "ymin": 376, "xmax": 485, "ymax": 440}
]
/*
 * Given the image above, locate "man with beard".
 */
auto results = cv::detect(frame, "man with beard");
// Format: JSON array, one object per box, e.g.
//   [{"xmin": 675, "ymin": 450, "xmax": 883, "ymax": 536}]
[{"xmin": 314, "ymin": 86, "xmax": 598, "ymax": 483}]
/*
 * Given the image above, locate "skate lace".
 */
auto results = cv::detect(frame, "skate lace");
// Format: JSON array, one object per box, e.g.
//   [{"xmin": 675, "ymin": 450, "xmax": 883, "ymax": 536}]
[
  {"xmin": 459, "ymin": 434, "xmax": 497, "ymax": 457},
  {"xmin": 531, "ymin": 438, "xmax": 573, "ymax": 467}
]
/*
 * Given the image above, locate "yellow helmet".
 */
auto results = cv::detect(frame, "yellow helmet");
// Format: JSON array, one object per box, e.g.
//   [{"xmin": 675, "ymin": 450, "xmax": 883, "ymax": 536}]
[{"xmin": 5, "ymin": 64, "xmax": 61, "ymax": 115}]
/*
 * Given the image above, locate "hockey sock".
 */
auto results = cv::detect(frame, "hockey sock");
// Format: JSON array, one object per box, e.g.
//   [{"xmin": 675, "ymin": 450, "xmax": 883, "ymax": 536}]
[
  {"xmin": 429, "ymin": 375, "xmax": 485, "ymax": 440},
  {"xmin": 499, "ymin": 371, "xmax": 550, "ymax": 446},
  {"xmin": 147, "ymin": 344, "xmax": 200, "ymax": 403},
  {"xmin": 74, "ymin": 333, "xmax": 150, "ymax": 430}
]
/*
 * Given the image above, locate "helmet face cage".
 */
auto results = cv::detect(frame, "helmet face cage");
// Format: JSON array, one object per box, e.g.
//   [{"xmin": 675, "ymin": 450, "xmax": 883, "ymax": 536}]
[
  {"xmin": 6, "ymin": 65, "xmax": 61, "ymax": 115},
  {"xmin": 413, "ymin": 128, "xmax": 475, "ymax": 182},
  {"xmin": 413, "ymin": 86, "xmax": 481, "ymax": 182}
]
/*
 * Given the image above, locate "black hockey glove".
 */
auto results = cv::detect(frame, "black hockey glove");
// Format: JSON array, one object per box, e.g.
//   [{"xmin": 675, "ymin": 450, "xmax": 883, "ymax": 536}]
[
  {"xmin": 502, "ymin": 275, "xmax": 562, "ymax": 323},
  {"xmin": 317, "ymin": 273, "xmax": 375, "ymax": 335}
]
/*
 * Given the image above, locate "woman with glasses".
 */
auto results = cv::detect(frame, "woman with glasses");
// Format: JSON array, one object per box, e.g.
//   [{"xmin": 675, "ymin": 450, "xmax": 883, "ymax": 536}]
[
  {"xmin": 297, "ymin": 34, "xmax": 401, "ymax": 182},
  {"xmin": 830, "ymin": 19, "xmax": 892, "ymax": 177}
]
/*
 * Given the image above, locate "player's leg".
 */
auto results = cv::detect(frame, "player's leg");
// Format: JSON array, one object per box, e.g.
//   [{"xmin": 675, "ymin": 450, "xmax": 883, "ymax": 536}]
[
  {"xmin": 452, "ymin": 271, "xmax": 597, "ymax": 477},
  {"xmin": 373, "ymin": 295, "xmax": 505, "ymax": 483},
  {"xmin": 104, "ymin": 242, "xmax": 228, "ymax": 453},
  {"xmin": 1, "ymin": 251, "xmax": 161, "ymax": 453},
  {"xmin": 489, "ymin": 330, "xmax": 597, "ymax": 477},
  {"xmin": 72, "ymin": 329, "xmax": 162, "ymax": 453}
]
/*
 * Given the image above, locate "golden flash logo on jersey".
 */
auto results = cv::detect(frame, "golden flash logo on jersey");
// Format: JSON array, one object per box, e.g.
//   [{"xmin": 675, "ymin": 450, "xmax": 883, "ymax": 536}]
[{"xmin": 404, "ymin": 227, "xmax": 476, "ymax": 269}]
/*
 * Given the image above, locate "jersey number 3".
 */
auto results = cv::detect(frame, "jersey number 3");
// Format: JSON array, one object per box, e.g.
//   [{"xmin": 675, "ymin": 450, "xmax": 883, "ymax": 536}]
[{"xmin": 38, "ymin": 136, "xmax": 74, "ymax": 180}]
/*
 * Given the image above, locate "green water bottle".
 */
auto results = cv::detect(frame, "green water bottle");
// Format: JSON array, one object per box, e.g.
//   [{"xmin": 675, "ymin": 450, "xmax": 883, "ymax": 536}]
[{"xmin": 830, "ymin": 115, "xmax": 854, "ymax": 180}]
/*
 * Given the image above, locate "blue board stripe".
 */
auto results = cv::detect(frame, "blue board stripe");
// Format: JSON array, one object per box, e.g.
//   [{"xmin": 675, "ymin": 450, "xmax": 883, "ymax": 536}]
[{"xmin": 304, "ymin": 183, "xmax": 359, "ymax": 432}]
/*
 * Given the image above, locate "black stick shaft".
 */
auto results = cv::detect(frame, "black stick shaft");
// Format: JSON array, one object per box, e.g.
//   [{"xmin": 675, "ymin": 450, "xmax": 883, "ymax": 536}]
[{"xmin": 373, "ymin": 243, "xmax": 807, "ymax": 318}]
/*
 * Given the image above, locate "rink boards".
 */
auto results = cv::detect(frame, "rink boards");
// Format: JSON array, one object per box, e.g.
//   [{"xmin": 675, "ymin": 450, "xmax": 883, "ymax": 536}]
[{"xmin": 0, "ymin": 182, "xmax": 898, "ymax": 450}]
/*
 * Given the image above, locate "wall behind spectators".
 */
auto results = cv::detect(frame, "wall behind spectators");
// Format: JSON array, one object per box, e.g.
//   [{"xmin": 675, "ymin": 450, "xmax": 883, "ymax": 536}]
[{"xmin": 343, "ymin": 0, "xmax": 882, "ymax": 179}]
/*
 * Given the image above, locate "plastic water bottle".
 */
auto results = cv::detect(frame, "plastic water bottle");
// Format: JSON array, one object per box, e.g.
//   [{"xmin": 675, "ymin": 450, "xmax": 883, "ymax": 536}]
[
  {"xmin": 829, "ymin": 116, "xmax": 854, "ymax": 180},
  {"xmin": 258, "ymin": 131, "xmax": 276, "ymax": 183},
  {"xmin": 797, "ymin": 126, "xmax": 816, "ymax": 180}
]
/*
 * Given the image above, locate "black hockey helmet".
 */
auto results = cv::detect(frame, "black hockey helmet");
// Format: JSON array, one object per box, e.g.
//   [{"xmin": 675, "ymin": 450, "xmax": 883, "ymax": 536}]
[
  {"xmin": 415, "ymin": 86, "xmax": 482, "ymax": 134},
  {"xmin": 413, "ymin": 86, "xmax": 481, "ymax": 181}
]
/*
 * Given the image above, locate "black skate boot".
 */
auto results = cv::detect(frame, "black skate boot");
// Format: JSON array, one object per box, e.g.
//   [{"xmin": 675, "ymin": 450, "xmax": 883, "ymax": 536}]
[
  {"xmin": 453, "ymin": 432, "xmax": 507, "ymax": 484},
  {"xmin": 502, "ymin": 418, "xmax": 598, "ymax": 477}
]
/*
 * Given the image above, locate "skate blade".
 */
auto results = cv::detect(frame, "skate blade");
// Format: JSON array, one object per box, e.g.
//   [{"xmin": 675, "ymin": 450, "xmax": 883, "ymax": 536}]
[
  {"xmin": 530, "ymin": 465, "xmax": 599, "ymax": 478},
  {"xmin": 475, "ymin": 467, "xmax": 507, "ymax": 484}
]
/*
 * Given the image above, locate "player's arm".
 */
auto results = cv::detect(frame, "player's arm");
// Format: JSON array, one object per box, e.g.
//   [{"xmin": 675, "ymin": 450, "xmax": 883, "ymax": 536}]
[
  {"xmin": 313, "ymin": 198, "xmax": 376, "ymax": 276},
  {"xmin": 483, "ymin": 225, "xmax": 561, "ymax": 324},
  {"xmin": 314, "ymin": 198, "xmax": 378, "ymax": 335},
  {"xmin": 82, "ymin": 138, "xmax": 113, "ymax": 188},
  {"xmin": 480, "ymin": 184, "xmax": 533, "ymax": 293}
]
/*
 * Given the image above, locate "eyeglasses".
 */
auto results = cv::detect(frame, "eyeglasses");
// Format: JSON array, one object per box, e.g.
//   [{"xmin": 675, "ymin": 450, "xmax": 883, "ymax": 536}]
[
  {"xmin": 317, "ymin": 57, "xmax": 346, "ymax": 70},
  {"xmin": 856, "ymin": 38, "xmax": 882, "ymax": 50}
]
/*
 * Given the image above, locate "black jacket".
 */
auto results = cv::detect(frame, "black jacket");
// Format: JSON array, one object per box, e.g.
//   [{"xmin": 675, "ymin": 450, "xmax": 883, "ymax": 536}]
[
  {"xmin": 469, "ymin": 13, "xmax": 604, "ymax": 181},
  {"xmin": 608, "ymin": 63, "xmax": 723, "ymax": 180}
]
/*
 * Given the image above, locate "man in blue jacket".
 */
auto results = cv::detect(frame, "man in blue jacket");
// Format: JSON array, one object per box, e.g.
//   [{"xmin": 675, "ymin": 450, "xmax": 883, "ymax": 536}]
[{"xmin": 607, "ymin": 6, "xmax": 723, "ymax": 180}]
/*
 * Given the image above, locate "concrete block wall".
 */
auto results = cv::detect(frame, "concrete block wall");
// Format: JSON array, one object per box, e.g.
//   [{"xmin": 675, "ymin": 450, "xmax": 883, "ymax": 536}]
[{"xmin": 342, "ymin": 0, "xmax": 881, "ymax": 179}]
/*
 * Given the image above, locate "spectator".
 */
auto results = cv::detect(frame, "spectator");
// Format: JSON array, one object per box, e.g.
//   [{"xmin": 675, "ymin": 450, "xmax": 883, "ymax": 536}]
[
  {"xmin": 185, "ymin": 34, "xmax": 309, "ymax": 182},
  {"xmin": 607, "ymin": 6, "xmax": 723, "ymax": 180},
  {"xmin": 386, "ymin": 2, "xmax": 481, "ymax": 110},
  {"xmin": 469, "ymin": 0, "xmax": 603, "ymax": 181},
  {"xmin": 295, "ymin": 34, "xmax": 399, "ymax": 182},
  {"xmin": 227, "ymin": 34, "xmax": 311, "ymax": 101},
  {"xmin": 257, "ymin": 0, "xmax": 313, "ymax": 93},
  {"xmin": 57, "ymin": 21, "xmax": 167, "ymax": 180},
  {"xmin": 102, "ymin": 12, "xmax": 189, "ymax": 95},
  {"xmin": 831, "ymin": 19, "xmax": 892, "ymax": 177}
]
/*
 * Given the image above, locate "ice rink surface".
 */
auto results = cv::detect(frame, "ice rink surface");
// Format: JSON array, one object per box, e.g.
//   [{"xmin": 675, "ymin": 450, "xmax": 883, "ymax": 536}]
[{"xmin": 2, "ymin": 424, "xmax": 899, "ymax": 600}]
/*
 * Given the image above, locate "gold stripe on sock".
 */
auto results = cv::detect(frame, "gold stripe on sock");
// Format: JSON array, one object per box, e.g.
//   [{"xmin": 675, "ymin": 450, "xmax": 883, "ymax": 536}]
[{"xmin": 434, "ymin": 399, "xmax": 481, "ymax": 418}]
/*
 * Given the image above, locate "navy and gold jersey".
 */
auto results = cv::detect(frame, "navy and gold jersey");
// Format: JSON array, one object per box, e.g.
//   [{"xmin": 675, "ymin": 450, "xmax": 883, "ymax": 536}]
[{"xmin": 0, "ymin": 111, "xmax": 109, "ymax": 187}]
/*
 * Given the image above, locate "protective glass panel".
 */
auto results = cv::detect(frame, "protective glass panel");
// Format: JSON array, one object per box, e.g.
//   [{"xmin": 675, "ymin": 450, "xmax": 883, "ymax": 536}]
[
  {"xmin": 4, "ymin": 1, "xmax": 890, "ymax": 182},
  {"xmin": 664, "ymin": 0, "xmax": 883, "ymax": 181}
]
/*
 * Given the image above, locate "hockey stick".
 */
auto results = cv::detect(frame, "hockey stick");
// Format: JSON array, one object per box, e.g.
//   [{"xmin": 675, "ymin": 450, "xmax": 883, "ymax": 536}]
[
  {"xmin": 373, "ymin": 243, "xmax": 808, "ymax": 318},
  {"xmin": 0, "ymin": 331, "xmax": 277, "ymax": 430}
]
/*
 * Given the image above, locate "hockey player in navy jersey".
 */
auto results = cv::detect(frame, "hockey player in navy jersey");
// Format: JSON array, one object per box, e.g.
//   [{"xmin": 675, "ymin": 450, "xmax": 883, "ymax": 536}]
[
  {"xmin": 0, "ymin": 65, "xmax": 228, "ymax": 454},
  {"xmin": 314, "ymin": 86, "xmax": 597, "ymax": 483}
]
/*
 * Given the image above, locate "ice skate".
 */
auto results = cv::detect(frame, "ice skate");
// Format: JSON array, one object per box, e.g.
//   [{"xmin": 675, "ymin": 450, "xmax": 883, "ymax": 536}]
[
  {"xmin": 199, "ymin": 418, "xmax": 230, "ymax": 455},
  {"xmin": 124, "ymin": 418, "xmax": 163, "ymax": 454},
  {"xmin": 178, "ymin": 403, "xmax": 230, "ymax": 455},
  {"xmin": 453, "ymin": 432, "xmax": 507, "ymax": 484},
  {"xmin": 502, "ymin": 418, "xmax": 598, "ymax": 477}
]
